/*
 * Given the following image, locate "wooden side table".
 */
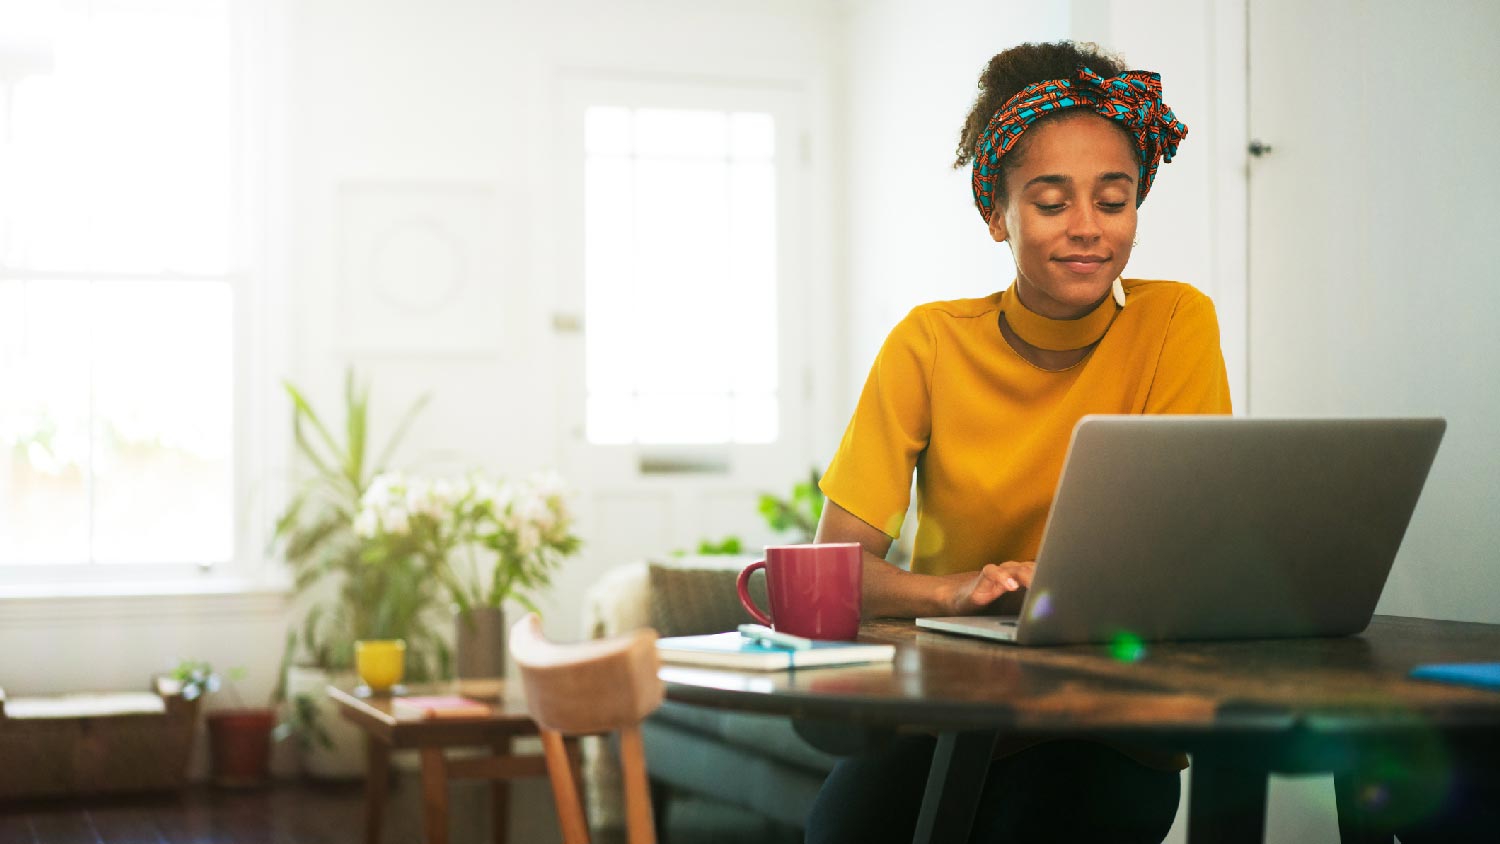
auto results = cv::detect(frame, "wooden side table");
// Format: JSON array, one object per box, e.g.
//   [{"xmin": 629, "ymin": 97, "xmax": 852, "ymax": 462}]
[{"xmin": 329, "ymin": 683, "xmax": 581, "ymax": 844}]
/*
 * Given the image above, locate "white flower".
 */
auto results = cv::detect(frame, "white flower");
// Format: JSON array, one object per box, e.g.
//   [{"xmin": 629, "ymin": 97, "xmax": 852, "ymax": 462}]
[
  {"xmin": 364, "ymin": 472, "xmax": 402, "ymax": 506},
  {"xmin": 382, "ymin": 506, "xmax": 410, "ymax": 536},
  {"xmin": 516, "ymin": 522, "xmax": 542, "ymax": 558},
  {"xmin": 353, "ymin": 507, "xmax": 379, "ymax": 538},
  {"xmin": 529, "ymin": 470, "xmax": 568, "ymax": 501},
  {"xmin": 517, "ymin": 493, "xmax": 556, "ymax": 534}
]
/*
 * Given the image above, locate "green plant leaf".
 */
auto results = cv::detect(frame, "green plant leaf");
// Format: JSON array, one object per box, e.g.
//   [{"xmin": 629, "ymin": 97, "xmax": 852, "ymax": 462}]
[
  {"xmin": 371, "ymin": 392, "xmax": 432, "ymax": 477},
  {"xmin": 344, "ymin": 369, "xmax": 368, "ymax": 490},
  {"xmin": 283, "ymin": 381, "xmax": 342, "ymax": 473}
]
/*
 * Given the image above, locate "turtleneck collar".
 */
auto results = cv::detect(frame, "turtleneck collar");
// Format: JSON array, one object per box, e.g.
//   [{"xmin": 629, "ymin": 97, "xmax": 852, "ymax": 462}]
[{"xmin": 997, "ymin": 279, "xmax": 1125, "ymax": 352}]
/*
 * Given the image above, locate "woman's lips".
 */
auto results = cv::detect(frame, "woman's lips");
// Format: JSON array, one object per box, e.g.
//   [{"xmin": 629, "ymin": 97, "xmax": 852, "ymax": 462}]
[{"xmin": 1056, "ymin": 258, "xmax": 1108, "ymax": 274}]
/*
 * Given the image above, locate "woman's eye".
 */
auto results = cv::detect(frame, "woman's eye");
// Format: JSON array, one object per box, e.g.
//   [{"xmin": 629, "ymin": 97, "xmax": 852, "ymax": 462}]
[
  {"xmin": 1034, "ymin": 203, "xmax": 1065, "ymax": 213},
  {"xmin": 1099, "ymin": 202, "xmax": 1128, "ymax": 212}
]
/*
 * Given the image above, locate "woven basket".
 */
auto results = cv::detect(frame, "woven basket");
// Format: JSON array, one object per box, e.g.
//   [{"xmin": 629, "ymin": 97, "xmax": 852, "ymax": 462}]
[{"xmin": 0, "ymin": 676, "xmax": 200, "ymax": 799}]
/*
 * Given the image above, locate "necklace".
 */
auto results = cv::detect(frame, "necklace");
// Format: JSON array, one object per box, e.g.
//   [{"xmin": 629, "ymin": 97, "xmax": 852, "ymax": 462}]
[{"xmin": 997, "ymin": 279, "xmax": 1123, "ymax": 352}]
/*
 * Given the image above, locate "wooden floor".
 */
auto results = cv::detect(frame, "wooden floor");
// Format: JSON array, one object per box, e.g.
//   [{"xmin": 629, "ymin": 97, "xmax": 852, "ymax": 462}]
[
  {"xmin": 0, "ymin": 781, "xmax": 419, "ymax": 844},
  {"xmin": 0, "ymin": 780, "xmax": 794, "ymax": 844}
]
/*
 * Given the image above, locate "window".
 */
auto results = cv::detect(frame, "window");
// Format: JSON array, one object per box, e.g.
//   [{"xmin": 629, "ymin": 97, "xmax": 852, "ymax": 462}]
[
  {"xmin": 0, "ymin": 0, "xmax": 244, "ymax": 572},
  {"xmin": 582, "ymin": 106, "xmax": 779, "ymax": 446}
]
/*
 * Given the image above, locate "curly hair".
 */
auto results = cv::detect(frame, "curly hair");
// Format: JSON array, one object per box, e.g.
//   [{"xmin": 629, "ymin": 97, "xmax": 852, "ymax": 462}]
[{"xmin": 953, "ymin": 41, "xmax": 1128, "ymax": 206}]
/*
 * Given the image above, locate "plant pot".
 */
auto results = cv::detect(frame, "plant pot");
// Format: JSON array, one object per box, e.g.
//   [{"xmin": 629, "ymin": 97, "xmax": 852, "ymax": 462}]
[
  {"xmin": 283, "ymin": 666, "xmax": 366, "ymax": 781},
  {"xmin": 455, "ymin": 607, "xmax": 506, "ymax": 695},
  {"xmin": 206, "ymin": 708, "xmax": 276, "ymax": 788}
]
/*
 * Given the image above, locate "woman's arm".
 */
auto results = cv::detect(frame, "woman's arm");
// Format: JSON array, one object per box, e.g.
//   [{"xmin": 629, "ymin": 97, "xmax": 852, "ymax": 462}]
[{"xmin": 815, "ymin": 499, "xmax": 1035, "ymax": 619}]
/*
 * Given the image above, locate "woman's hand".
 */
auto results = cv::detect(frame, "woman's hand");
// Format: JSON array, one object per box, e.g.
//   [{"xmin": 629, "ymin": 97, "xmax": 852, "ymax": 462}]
[
  {"xmin": 942, "ymin": 561, "xmax": 1036, "ymax": 615},
  {"xmin": 816, "ymin": 499, "xmax": 1037, "ymax": 619}
]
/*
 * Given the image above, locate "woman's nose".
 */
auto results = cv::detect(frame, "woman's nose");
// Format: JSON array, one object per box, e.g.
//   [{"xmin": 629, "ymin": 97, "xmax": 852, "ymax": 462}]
[{"xmin": 1067, "ymin": 205, "xmax": 1103, "ymax": 240}]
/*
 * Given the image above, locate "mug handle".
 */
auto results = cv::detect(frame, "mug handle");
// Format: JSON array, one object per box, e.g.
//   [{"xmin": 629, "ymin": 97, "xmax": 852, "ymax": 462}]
[{"xmin": 736, "ymin": 560, "xmax": 773, "ymax": 627}]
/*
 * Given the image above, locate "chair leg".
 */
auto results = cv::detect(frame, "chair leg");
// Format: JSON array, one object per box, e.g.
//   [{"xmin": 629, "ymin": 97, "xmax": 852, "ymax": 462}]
[
  {"xmin": 618, "ymin": 725, "xmax": 657, "ymax": 844},
  {"xmin": 541, "ymin": 728, "xmax": 591, "ymax": 844}
]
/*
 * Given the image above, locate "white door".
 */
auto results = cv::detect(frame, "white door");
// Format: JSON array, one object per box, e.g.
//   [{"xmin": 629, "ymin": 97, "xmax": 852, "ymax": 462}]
[
  {"xmin": 1247, "ymin": 1, "xmax": 1500, "ymax": 613},
  {"xmin": 543, "ymin": 76, "xmax": 820, "ymax": 632}
]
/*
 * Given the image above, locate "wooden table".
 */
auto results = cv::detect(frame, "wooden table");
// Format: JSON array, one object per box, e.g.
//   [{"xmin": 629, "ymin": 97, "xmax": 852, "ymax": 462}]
[
  {"xmin": 329, "ymin": 682, "xmax": 579, "ymax": 844},
  {"xmin": 661, "ymin": 615, "xmax": 1500, "ymax": 844}
]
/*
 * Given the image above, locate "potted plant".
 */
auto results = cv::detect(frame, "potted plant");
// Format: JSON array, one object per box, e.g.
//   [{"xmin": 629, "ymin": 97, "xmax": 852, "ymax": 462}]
[
  {"xmin": 677, "ymin": 468, "xmax": 825, "ymax": 556},
  {"xmin": 757, "ymin": 467, "xmax": 825, "ymax": 543},
  {"xmin": 170, "ymin": 660, "xmax": 277, "ymax": 788},
  {"xmin": 354, "ymin": 470, "xmax": 581, "ymax": 692},
  {"xmin": 272, "ymin": 368, "xmax": 450, "ymax": 777}
]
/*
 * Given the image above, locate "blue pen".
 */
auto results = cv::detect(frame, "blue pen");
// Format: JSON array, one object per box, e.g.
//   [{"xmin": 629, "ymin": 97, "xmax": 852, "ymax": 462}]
[{"xmin": 738, "ymin": 624, "xmax": 814, "ymax": 651}]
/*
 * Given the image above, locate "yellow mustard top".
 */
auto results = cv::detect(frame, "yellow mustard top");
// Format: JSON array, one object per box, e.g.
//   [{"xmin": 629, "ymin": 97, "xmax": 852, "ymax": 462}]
[{"xmin": 821, "ymin": 278, "xmax": 1233, "ymax": 575}]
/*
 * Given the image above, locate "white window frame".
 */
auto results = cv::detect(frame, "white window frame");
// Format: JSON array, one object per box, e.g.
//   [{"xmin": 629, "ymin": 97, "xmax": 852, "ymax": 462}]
[
  {"xmin": 0, "ymin": 0, "xmax": 283, "ymax": 596},
  {"xmin": 552, "ymin": 75, "xmax": 817, "ymax": 489}
]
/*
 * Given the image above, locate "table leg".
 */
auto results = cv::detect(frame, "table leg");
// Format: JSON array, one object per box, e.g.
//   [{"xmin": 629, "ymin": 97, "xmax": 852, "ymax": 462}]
[
  {"xmin": 421, "ymin": 747, "xmax": 450, "ymax": 844},
  {"xmin": 490, "ymin": 736, "xmax": 512, "ymax": 844},
  {"xmin": 911, "ymin": 729, "xmax": 998, "ymax": 844},
  {"xmin": 364, "ymin": 735, "xmax": 391, "ymax": 844},
  {"xmin": 1187, "ymin": 759, "xmax": 1268, "ymax": 844}
]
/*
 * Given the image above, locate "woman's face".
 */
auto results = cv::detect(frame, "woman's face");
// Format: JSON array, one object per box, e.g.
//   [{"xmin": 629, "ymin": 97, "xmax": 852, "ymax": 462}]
[{"xmin": 988, "ymin": 113, "xmax": 1140, "ymax": 319}]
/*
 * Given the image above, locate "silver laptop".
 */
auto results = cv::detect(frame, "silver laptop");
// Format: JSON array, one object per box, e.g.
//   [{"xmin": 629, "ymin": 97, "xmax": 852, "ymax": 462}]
[{"xmin": 916, "ymin": 416, "xmax": 1445, "ymax": 646}]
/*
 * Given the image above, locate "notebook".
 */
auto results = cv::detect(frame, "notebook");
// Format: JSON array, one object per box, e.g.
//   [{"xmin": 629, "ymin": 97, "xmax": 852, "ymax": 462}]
[
  {"xmin": 390, "ymin": 695, "xmax": 494, "ymax": 720},
  {"xmin": 917, "ymin": 416, "xmax": 1446, "ymax": 646},
  {"xmin": 657, "ymin": 632, "xmax": 895, "ymax": 671}
]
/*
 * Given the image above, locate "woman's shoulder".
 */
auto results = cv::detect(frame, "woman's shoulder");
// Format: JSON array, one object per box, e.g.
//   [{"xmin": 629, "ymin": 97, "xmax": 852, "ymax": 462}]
[
  {"xmin": 1121, "ymin": 278, "xmax": 1216, "ymax": 312},
  {"xmin": 898, "ymin": 293, "xmax": 1004, "ymax": 329}
]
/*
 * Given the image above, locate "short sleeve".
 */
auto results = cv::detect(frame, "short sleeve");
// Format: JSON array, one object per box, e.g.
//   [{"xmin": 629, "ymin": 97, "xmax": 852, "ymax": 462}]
[
  {"xmin": 1144, "ymin": 289, "xmax": 1233, "ymax": 414},
  {"xmin": 819, "ymin": 308, "xmax": 936, "ymax": 539}
]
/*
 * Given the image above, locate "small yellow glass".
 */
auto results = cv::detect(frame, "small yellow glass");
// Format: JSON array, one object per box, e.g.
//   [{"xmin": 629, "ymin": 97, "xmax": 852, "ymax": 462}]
[{"xmin": 355, "ymin": 639, "xmax": 406, "ymax": 695}]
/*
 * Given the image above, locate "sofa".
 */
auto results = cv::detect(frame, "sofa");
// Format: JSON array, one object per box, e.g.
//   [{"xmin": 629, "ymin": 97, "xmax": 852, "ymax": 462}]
[{"xmin": 581, "ymin": 555, "xmax": 841, "ymax": 843}]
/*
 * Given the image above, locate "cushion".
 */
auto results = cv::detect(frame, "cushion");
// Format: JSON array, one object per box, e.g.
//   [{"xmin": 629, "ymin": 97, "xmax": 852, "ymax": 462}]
[{"xmin": 647, "ymin": 555, "xmax": 768, "ymax": 637}]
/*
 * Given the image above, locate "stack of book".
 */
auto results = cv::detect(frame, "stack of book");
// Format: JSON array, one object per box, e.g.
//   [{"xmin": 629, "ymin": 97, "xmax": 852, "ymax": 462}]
[{"xmin": 656, "ymin": 631, "xmax": 895, "ymax": 672}]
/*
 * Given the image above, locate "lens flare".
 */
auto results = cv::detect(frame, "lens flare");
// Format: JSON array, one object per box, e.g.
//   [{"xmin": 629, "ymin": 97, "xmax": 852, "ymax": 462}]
[
  {"xmin": 913, "ymin": 519, "xmax": 945, "ymax": 557},
  {"xmin": 1108, "ymin": 631, "xmax": 1146, "ymax": 662},
  {"xmin": 1360, "ymin": 782, "xmax": 1391, "ymax": 811},
  {"xmin": 1028, "ymin": 590, "xmax": 1053, "ymax": 620},
  {"xmin": 883, "ymin": 512, "xmax": 905, "ymax": 537}
]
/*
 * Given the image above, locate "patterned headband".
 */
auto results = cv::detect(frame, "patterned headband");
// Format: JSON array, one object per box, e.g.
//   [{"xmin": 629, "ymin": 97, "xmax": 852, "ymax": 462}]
[{"xmin": 970, "ymin": 66, "xmax": 1188, "ymax": 222}]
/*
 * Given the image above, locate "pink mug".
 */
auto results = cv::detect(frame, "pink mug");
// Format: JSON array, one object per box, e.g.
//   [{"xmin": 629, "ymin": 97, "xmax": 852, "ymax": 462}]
[{"xmin": 736, "ymin": 543, "xmax": 863, "ymax": 641}]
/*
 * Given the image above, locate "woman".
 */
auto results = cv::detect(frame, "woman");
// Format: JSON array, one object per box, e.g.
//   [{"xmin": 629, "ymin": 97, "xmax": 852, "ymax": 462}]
[{"xmin": 805, "ymin": 41, "xmax": 1225, "ymax": 843}]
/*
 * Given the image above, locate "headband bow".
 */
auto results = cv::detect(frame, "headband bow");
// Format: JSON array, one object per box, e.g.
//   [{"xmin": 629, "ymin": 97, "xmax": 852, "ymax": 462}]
[{"xmin": 970, "ymin": 66, "xmax": 1188, "ymax": 222}]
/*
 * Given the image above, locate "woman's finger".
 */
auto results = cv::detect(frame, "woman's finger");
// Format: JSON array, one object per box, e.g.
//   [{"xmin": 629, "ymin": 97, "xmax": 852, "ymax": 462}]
[
  {"xmin": 993, "ymin": 560, "xmax": 1036, "ymax": 588},
  {"xmin": 983, "ymin": 564, "xmax": 1022, "ymax": 592}
]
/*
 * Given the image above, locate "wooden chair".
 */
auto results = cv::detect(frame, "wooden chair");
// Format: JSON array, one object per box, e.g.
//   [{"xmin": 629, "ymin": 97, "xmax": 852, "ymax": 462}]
[{"xmin": 509, "ymin": 612, "xmax": 663, "ymax": 844}]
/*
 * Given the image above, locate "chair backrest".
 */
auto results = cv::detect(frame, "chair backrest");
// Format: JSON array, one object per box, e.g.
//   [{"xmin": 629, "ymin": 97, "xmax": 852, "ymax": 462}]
[{"xmin": 509, "ymin": 613, "xmax": 663, "ymax": 844}]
